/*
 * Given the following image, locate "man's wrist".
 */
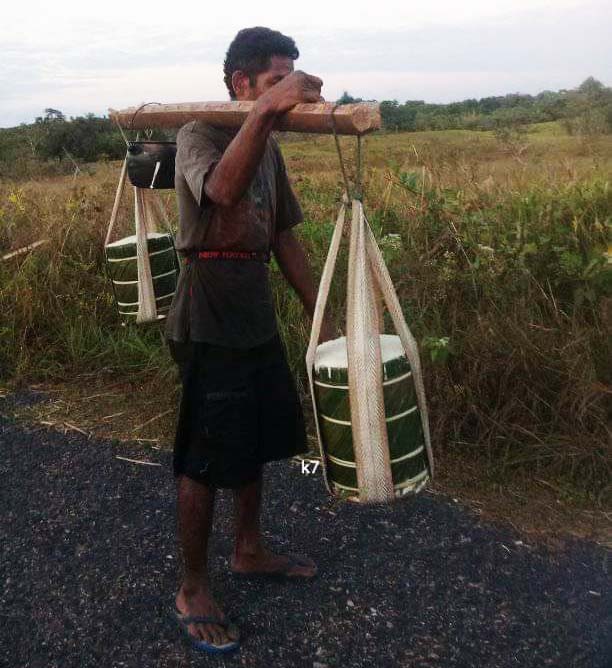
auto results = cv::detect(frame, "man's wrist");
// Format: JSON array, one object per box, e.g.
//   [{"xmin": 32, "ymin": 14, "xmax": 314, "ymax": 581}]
[{"xmin": 253, "ymin": 96, "xmax": 279, "ymax": 120}]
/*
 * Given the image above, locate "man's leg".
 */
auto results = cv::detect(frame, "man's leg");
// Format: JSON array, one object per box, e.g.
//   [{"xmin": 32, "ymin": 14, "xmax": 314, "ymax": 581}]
[
  {"xmin": 175, "ymin": 475, "xmax": 237, "ymax": 645},
  {"xmin": 230, "ymin": 471, "xmax": 317, "ymax": 577}
]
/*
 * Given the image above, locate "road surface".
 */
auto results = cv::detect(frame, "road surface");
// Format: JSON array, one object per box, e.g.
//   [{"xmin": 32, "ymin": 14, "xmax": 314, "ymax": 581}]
[{"xmin": 1, "ymin": 392, "xmax": 610, "ymax": 667}]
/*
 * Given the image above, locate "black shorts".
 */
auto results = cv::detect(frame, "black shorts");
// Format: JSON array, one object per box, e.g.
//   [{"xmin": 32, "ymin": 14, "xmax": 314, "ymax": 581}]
[{"xmin": 168, "ymin": 333, "xmax": 308, "ymax": 489}]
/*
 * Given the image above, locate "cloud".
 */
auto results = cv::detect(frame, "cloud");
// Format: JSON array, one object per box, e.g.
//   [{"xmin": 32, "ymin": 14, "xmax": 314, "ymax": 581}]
[
  {"xmin": 1, "ymin": 0, "xmax": 609, "ymax": 126},
  {"xmin": 0, "ymin": 0, "xmax": 589, "ymax": 38}
]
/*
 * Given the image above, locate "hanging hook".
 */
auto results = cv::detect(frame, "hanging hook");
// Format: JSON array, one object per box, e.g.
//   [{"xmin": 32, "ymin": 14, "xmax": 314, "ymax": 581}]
[
  {"xmin": 129, "ymin": 102, "xmax": 162, "ymax": 131},
  {"xmin": 113, "ymin": 101, "xmax": 161, "ymax": 146},
  {"xmin": 330, "ymin": 105, "xmax": 365, "ymax": 202},
  {"xmin": 330, "ymin": 104, "xmax": 352, "ymax": 200}
]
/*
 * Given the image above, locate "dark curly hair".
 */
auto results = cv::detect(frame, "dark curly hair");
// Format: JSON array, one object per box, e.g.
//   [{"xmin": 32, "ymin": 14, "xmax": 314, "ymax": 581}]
[{"xmin": 223, "ymin": 27, "xmax": 299, "ymax": 100}]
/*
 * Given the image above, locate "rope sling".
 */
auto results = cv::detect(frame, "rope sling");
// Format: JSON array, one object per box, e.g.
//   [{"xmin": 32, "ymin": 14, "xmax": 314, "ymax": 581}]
[
  {"xmin": 105, "ymin": 110, "xmax": 180, "ymax": 325},
  {"xmin": 305, "ymin": 110, "xmax": 434, "ymax": 503}
]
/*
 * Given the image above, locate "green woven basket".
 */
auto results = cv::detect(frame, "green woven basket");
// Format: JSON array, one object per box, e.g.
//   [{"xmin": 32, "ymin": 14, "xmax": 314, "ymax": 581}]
[
  {"xmin": 105, "ymin": 232, "xmax": 179, "ymax": 322},
  {"xmin": 314, "ymin": 335, "xmax": 429, "ymax": 498}
]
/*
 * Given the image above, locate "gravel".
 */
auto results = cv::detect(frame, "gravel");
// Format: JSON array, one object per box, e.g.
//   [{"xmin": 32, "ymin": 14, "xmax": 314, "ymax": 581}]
[{"xmin": 1, "ymin": 391, "xmax": 610, "ymax": 667}]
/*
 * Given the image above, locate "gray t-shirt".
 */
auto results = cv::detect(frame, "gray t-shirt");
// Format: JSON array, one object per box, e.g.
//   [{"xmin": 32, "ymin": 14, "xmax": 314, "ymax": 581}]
[{"xmin": 164, "ymin": 121, "xmax": 303, "ymax": 348}]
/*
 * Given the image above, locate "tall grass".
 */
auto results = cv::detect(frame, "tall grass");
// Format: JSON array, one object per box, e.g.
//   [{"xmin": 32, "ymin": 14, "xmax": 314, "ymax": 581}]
[{"xmin": 1, "ymin": 129, "xmax": 610, "ymax": 498}]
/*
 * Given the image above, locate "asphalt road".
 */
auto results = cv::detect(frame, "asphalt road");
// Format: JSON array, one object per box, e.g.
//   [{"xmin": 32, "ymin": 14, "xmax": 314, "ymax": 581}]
[{"xmin": 1, "ymin": 391, "xmax": 610, "ymax": 668}]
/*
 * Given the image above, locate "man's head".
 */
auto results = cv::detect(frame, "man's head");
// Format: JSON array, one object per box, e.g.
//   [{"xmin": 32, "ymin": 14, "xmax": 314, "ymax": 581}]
[{"xmin": 223, "ymin": 27, "xmax": 299, "ymax": 101}]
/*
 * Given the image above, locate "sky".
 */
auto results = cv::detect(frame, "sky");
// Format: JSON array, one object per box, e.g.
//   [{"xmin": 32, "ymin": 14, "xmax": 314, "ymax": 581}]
[{"xmin": 1, "ymin": 0, "xmax": 610, "ymax": 128}]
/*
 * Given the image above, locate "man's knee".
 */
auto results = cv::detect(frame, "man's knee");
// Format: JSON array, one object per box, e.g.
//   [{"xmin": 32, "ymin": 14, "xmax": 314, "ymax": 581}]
[{"xmin": 176, "ymin": 473, "xmax": 216, "ymax": 500}]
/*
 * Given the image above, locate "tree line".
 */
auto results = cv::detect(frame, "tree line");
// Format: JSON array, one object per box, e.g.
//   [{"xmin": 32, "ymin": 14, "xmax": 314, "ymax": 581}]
[
  {"xmin": 0, "ymin": 77, "xmax": 610, "ymax": 177},
  {"xmin": 340, "ymin": 77, "xmax": 612, "ymax": 134}
]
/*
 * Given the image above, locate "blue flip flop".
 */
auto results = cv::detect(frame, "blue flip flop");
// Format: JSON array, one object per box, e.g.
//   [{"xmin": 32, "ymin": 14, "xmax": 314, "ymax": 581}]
[{"xmin": 173, "ymin": 607, "xmax": 240, "ymax": 654}]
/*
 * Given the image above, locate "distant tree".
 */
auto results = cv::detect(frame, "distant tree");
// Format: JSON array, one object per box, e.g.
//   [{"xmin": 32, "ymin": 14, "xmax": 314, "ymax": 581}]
[
  {"xmin": 26, "ymin": 109, "xmax": 126, "ymax": 162},
  {"xmin": 380, "ymin": 100, "xmax": 418, "ymax": 131},
  {"xmin": 534, "ymin": 91, "xmax": 567, "ymax": 120},
  {"xmin": 337, "ymin": 91, "xmax": 363, "ymax": 105},
  {"xmin": 577, "ymin": 77, "xmax": 605, "ymax": 98},
  {"xmin": 34, "ymin": 108, "xmax": 66, "ymax": 124},
  {"xmin": 39, "ymin": 120, "xmax": 70, "ymax": 162},
  {"xmin": 478, "ymin": 97, "xmax": 502, "ymax": 114}
]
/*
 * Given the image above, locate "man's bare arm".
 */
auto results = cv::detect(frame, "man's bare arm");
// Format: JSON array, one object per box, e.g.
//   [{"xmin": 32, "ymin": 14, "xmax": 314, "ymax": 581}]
[
  {"xmin": 273, "ymin": 228, "xmax": 336, "ymax": 342},
  {"xmin": 204, "ymin": 71, "xmax": 323, "ymax": 208}
]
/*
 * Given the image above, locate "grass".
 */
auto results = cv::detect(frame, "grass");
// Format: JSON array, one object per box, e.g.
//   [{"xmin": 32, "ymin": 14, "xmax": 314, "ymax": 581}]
[{"xmin": 1, "ymin": 126, "xmax": 611, "ymax": 519}]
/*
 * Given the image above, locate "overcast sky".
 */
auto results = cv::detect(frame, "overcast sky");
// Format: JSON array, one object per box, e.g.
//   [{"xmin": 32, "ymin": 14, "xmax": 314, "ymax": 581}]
[{"xmin": 1, "ymin": 0, "xmax": 610, "ymax": 128}]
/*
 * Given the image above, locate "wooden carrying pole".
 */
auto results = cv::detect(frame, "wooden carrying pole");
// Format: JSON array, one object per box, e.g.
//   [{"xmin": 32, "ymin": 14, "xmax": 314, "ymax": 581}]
[{"xmin": 109, "ymin": 102, "xmax": 380, "ymax": 136}]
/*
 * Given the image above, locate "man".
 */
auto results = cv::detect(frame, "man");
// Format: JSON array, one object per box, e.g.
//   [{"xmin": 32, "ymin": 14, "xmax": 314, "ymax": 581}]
[{"xmin": 165, "ymin": 27, "xmax": 334, "ymax": 652}]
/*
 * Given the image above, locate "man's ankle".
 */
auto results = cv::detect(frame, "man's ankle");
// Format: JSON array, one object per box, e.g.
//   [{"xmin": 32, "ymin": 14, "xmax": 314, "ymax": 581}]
[
  {"xmin": 233, "ymin": 535, "xmax": 263, "ymax": 557},
  {"xmin": 180, "ymin": 574, "xmax": 210, "ymax": 595}
]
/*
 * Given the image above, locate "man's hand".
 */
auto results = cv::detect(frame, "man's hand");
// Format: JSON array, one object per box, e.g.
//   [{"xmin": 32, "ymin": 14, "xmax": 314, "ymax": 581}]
[
  {"xmin": 257, "ymin": 71, "xmax": 324, "ymax": 116},
  {"xmin": 204, "ymin": 71, "xmax": 323, "ymax": 207}
]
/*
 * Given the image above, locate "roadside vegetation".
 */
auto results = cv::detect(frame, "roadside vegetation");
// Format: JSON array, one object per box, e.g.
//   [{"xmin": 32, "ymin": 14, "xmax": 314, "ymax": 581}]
[
  {"xmin": 1, "ymin": 120, "xmax": 610, "ymax": 516},
  {"xmin": 1, "ymin": 77, "xmax": 611, "ymax": 537}
]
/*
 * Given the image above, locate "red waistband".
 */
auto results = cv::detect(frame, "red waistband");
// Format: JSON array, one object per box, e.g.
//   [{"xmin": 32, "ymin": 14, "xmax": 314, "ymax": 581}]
[{"xmin": 184, "ymin": 250, "xmax": 270, "ymax": 263}]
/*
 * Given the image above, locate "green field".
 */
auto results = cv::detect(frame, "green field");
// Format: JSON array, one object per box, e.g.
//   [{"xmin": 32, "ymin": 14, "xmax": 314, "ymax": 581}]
[{"xmin": 1, "ymin": 125, "xmax": 610, "ymax": 519}]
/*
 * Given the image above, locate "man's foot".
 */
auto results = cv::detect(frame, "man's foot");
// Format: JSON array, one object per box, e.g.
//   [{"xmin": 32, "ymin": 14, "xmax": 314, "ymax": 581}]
[
  {"xmin": 230, "ymin": 544, "xmax": 317, "ymax": 579},
  {"xmin": 175, "ymin": 583, "xmax": 239, "ymax": 649}
]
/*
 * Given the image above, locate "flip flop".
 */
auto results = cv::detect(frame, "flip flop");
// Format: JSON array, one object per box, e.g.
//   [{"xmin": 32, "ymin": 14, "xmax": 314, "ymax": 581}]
[
  {"xmin": 230, "ymin": 553, "xmax": 318, "ymax": 580},
  {"xmin": 173, "ymin": 607, "xmax": 240, "ymax": 654}
]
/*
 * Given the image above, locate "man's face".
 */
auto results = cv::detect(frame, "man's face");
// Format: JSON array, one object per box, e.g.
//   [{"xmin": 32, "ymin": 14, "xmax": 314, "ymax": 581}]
[{"xmin": 234, "ymin": 55, "xmax": 294, "ymax": 101}]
